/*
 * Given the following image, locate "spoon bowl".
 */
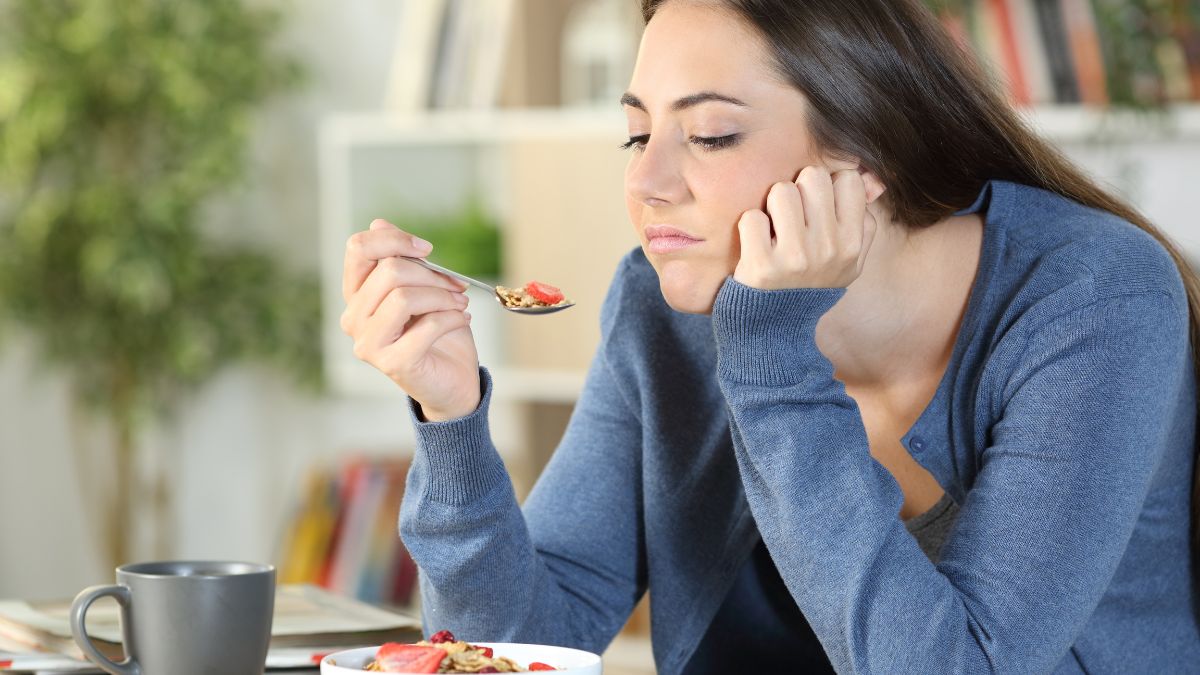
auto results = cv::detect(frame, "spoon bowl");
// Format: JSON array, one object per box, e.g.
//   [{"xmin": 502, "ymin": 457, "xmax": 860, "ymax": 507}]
[{"xmin": 403, "ymin": 257, "xmax": 575, "ymax": 315}]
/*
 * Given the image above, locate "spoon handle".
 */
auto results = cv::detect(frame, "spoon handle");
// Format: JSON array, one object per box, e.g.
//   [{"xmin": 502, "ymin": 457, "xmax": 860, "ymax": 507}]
[{"xmin": 403, "ymin": 256, "xmax": 497, "ymax": 294}]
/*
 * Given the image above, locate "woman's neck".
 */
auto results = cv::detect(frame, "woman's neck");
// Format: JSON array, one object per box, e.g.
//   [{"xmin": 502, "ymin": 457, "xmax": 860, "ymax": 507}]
[{"xmin": 814, "ymin": 211, "xmax": 984, "ymax": 391}]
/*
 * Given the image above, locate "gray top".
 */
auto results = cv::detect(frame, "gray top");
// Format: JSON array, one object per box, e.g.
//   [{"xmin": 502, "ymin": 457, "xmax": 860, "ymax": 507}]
[{"xmin": 905, "ymin": 493, "xmax": 961, "ymax": 563}]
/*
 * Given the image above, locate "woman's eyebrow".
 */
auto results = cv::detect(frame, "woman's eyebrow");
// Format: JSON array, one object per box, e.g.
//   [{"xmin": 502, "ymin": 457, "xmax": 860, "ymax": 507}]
[{"xmin": 620, "ymin": 91, "xmax": 749, "ymax": 112}]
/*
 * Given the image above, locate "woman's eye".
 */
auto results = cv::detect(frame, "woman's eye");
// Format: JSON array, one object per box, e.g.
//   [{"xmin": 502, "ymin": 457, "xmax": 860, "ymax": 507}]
[
  {"xmin": 691, "ymin": 134, "xmax": 740, "ymax": 151},
  {"xmin": 618, "ymin": 133, "xmax": 741, "ymax": 153},
  {"xmin": 619, "ymin": 134, "xmax": 650, "ymax": 152}
]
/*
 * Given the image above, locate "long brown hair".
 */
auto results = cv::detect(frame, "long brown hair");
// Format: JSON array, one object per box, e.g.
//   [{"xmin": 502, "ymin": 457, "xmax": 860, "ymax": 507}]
[{"xmin": 641, "ymin": 0, "xmax": 1200, "ymax": 563}]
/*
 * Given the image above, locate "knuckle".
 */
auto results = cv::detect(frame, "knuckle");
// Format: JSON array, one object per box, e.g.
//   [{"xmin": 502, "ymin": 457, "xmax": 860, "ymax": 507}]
[
  {"xmin": 339, "ymin": 310, "xmax": 352, "ymax": 334},
  {"xmin": 376, "ymin": 353, "xmax": 404, "ymax": 380},
  {"xmin": 739, "ymin": 209, "xmax": 767, "ymax": 226},
  {"xmin": 768, "ymin": 181, "xmax": 795, "ymax": 198},
  {"xmin": 352, "ymin": 340, "xmax": 368, "ymax": 361},
  {"xmin": 380, "ymin": 256, "xmax": 403, "ymax": 273},
  {"xmin": 386, "ymin": 286, "xmax": 410, "ymax": 308},
  {"xmin": 346, "ymin": 231, "xmax": 366, "ymax": 256},
  {"xmin": 798, "ymin": 165, "xmax": 828, "ymax": 186}
]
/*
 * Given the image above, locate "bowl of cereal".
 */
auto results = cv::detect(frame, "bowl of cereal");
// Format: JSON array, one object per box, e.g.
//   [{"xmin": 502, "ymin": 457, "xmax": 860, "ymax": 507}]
[{"xmin": 319, "ymin": 631, "xmax": 602, "ymax": 674}]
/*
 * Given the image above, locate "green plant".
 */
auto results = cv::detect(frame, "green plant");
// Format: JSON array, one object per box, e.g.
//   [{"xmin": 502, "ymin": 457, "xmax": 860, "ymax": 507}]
[
  {"xmin": 384, "ymin": 197, "xmax": 503, "ymax": 279},
  {"xmin": 1091, "ymin": 0, "xmax": 1172, "ymax": 108},
  {"xmin": 0, "ymin": 0, "xmax": 322, "ymax": 568}
]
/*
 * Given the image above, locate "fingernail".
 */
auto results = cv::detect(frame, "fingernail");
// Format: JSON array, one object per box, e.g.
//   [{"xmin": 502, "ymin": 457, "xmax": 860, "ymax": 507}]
[
  {"xmin": 412, "ymin": 236, "xmax": 432, "ymax": 253},
  {"xmin": 463, "ymin": 311, "xmax": 472, "ymax": 321}
]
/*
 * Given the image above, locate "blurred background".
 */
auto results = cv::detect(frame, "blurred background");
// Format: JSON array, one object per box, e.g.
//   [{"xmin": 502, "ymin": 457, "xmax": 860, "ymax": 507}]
[{"xmin": 0, "ymin": 0, "xmax": 1197, "ymax": 670}]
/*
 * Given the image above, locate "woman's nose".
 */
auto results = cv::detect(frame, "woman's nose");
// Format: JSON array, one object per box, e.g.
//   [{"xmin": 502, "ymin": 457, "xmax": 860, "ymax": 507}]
[{"xmin": 626, "ymin": 137, "xmax": 687, "ymax": 206}]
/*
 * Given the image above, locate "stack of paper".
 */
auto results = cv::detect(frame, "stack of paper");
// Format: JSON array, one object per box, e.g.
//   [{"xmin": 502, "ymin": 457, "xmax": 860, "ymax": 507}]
[{"xmin": 0, "ymin": 584, "xmax": 422, "ymax": 673}]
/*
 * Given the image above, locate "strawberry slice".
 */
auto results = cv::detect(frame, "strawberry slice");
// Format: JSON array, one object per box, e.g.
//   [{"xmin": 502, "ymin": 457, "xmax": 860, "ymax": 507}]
[
  {"xmin": 524, "ymin": 281, "xmax": 564, "ymax": 305},
  {"xmin": 373, "ymin": 643, "xmax": 446, "ymax": 673},
  {"xmin": 428, "ymin": 629, "xmax": 456, "ymax": 644},
  {"xmin": 529, "ymin": 662, "xmax": 557, "ymax": 671}
]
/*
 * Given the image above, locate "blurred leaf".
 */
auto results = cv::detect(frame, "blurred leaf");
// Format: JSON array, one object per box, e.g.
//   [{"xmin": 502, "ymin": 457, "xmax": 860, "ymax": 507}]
[
  {"xmin": 387, "ymin": 197, "xmax": 504, "ymax": 279},
  {"xmin": 0, "ymin": 0, "xmax": 322, "ymax": 437}
]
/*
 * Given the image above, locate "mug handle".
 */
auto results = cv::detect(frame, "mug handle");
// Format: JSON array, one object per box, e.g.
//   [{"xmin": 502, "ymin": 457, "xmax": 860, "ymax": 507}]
[{"xmin": 70, "ymin": 584, "xmax": 140, "ymax": 675}]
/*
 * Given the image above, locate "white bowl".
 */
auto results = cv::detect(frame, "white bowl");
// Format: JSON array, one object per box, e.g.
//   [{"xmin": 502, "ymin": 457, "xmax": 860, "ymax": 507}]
[{"xmin": 320, "ymin": 643, "xmax": 603, "ymax": 674}]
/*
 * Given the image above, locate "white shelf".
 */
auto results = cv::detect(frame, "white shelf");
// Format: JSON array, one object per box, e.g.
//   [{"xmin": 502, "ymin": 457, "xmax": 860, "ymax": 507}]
[
  {"xmin": 490, "ymin": 367, "xmax": 587, "ymax": 404},
  {"xmin": 1021, "ymin": 103, "xmax": 1200, "ymax": 143}
]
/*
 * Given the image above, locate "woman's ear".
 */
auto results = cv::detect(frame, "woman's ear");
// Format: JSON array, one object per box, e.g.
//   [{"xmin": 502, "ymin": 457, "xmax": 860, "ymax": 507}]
[
  {"xmin": 858, "ymin": 166, "xmax": 887, "ymax": 205},
  {"xmin": 825, "ymin": 157, "xmax": 887, "ymax": 204}
]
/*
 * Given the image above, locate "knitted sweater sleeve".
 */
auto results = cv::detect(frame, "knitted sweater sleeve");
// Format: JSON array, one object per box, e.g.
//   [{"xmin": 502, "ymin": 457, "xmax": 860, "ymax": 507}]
[
  {"xmin": 710, "ymin": 277, "xmax": 1190, "ymax": 674},
  {"xmin": 397, "ymin": 288, "xmax": 644, "ymax": 655}
]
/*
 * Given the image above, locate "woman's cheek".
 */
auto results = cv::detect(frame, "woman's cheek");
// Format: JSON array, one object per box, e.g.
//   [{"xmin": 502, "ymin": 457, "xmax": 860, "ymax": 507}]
[{"xmin": 624, "ymin": 164, "xmax": 639, "ymax": 232}]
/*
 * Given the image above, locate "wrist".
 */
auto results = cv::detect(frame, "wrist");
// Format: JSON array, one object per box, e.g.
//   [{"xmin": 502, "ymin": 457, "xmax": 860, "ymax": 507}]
[
  {"xmin": 414, "ymin": 371, "xmax": 485, "ymax": 422},
  {"xmin": 407, "ymin": 368, "xmax": 505, "ymax": 506},
  {"xmin": 420, "ymin": 397, "xmax": 480, "ymax": 423},
  {"xmin": 712, "ymin": 276, "xmax": 844, "ymax": 386}
]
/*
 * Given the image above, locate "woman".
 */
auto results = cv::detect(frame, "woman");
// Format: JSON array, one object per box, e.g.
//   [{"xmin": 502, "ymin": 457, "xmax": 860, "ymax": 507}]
[{"xmin": 340, "ymin": 0, "xmax": 1200, "ymax": 672}]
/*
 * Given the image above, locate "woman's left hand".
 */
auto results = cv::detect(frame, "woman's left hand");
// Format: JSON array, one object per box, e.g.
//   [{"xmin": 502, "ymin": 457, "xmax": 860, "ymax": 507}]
[{"xmin": 733, "ymin": 166, "xmax": 879, "ymax": 290}]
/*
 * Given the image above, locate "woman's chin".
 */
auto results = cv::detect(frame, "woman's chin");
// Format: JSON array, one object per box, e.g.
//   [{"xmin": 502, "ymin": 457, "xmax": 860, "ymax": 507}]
[{"xmin": 656, "ymin": 261, "xmax": 721, "ymax": 315}]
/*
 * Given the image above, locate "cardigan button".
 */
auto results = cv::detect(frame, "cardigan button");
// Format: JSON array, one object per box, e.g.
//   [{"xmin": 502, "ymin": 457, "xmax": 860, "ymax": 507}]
[{"xmin": 910, "ymin": 436, "xmax": 926, "ymax": 452}]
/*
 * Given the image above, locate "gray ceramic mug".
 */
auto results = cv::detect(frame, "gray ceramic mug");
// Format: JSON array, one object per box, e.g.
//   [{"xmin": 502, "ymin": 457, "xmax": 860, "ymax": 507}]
[{"xmin": 70, "ymin": 560, "xmax": 275, "ymax": 675}]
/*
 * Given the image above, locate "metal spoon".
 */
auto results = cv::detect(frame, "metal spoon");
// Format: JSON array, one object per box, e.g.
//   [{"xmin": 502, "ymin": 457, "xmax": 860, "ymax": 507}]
[{"xmin": 403, "ymin": 256, "xmax": 575, "ymax": 315}]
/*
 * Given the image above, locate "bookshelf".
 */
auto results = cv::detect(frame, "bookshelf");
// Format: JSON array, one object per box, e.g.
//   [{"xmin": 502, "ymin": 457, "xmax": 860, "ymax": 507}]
[{"xmin": 933, "ymin": 0, "xmax": 1200, "ymax": 109}]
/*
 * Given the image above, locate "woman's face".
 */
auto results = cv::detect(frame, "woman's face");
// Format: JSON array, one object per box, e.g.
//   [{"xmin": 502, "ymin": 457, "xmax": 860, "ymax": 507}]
[{"xmin": 623, "ymin": 0, "xmax": 822, "ymax": 314}]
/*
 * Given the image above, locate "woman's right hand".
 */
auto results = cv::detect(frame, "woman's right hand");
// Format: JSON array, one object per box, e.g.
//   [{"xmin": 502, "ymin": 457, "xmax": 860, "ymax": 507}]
[{"xmin": 341, "ymin": 219, "xmax": 481, "ymax": 422}]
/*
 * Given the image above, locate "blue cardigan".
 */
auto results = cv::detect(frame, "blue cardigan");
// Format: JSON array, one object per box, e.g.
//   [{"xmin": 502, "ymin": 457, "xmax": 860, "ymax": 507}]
[{"xmin": 398, "ymin": 180, "xmax": 1199, "ymax": 673}]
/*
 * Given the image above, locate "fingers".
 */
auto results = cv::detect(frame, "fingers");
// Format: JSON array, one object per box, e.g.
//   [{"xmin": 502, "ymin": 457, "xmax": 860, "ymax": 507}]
[
  {"xmin": 383, "ymin": 309, "xmax": 473, "ymax": 372},
  {"xmin": 353, "ymin": 286, "xmax": 469, "ymax": 358},
  {"xmin": 796, "ymin": 166, "xmax": 836, "ymax": 254},
  {"xmin": 343, "ymin": 219, "xmax": 435, "ymax": 302},
  {"xmin": 831, "ymin": 169, "xmax": 867, "ymax": 256},
  {"xmin": 738, "ymin": 164, "xmax": 876, "ymax": 289},
  {"xmin": 765, "ymin": 180, "xmax": 805, "ymax": 251},
  {"xmin": 737, "ymin": 209, "xmax": 773, "ymax": 267},
  {"xmin": 340, "ymin": 257, "xmax": 467, "ymax": 337}
]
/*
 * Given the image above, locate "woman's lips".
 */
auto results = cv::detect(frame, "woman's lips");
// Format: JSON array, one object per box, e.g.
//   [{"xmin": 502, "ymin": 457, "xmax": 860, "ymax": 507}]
[
  {"xmin": 647, "ymin": 236, "xmax": 702, "ymax": 254},
  {"xmin": 644, "ymin": 224, "xmax": 702, "ymax": 254}
]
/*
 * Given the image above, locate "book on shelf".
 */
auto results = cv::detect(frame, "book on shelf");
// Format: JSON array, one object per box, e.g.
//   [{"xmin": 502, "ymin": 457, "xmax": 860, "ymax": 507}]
[
  {"xmin": 0, "ymin": 583, "xmax": 422, "ymax": 672},
  {"xmin": 934, "ymin": 0, "xmax": 1200, "ymax": 106},
  {"xmin": 1008, "ymin": 0, "xmax": 1054, "ymax": 104},
  {"xmin": 1031, "ymin": 0, "xmax": 1081, "ymax": 103},
  {"xmin": 387, "ymin": 0, "xmax": 517, "ymax": 111},
  {"xmin": 1060, "ymin": 0, "xmax": 1108, "ymax": 104},
  {"xmin": 386, "ymin": 0, "xmax": 449, "ymax": 112},
  {"xmin": 277, "ymin": 457, "xmax": 419, "ymax": 608}
]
